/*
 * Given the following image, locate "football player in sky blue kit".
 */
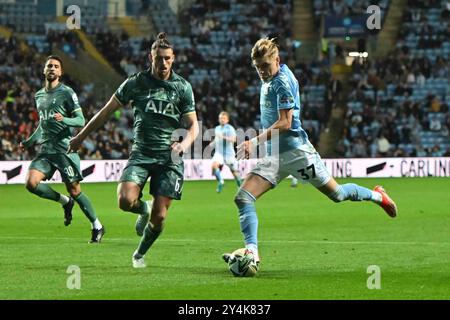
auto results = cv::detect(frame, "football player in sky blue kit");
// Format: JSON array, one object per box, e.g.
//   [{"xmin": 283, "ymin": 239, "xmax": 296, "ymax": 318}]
[
  {"xmin": 223, "ymin": 38, "xmax": 397, "ymax": 271},
  {"xmin": 210, "ymin": 111, "xmax": 242, "ymax": 193}
]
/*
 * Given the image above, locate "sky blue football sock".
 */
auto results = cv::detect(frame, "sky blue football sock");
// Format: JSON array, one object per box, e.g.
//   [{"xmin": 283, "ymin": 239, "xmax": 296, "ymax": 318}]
[
  {"xmin": 213, "ymin": 168, "xmax": 223, "ymax": 183},
  {"xmin": 239, "ymin": 204, "xmax": 259, "ymax": 246},
  {"xmin": 235, "ymin": 189, "xmax": 258, "ymax": 247},
  {"xmin": 340, "ymin": 183, "xmax": 374, "ymax": 201}
]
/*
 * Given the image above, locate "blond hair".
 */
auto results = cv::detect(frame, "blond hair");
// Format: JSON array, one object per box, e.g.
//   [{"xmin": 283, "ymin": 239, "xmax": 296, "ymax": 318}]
[
  {"xmin": 219, "ymin": 111, "xmax": 229, "ymax": 118},
  {"xmin": 251, "ymin": 37, "xmax": 279, "ymax": 60}
]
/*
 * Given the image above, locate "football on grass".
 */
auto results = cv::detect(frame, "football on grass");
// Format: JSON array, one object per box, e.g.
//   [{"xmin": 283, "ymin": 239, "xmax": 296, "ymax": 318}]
[{"xmin": 228, "ymin": 248, "xmax": 258, "ymax": 277}]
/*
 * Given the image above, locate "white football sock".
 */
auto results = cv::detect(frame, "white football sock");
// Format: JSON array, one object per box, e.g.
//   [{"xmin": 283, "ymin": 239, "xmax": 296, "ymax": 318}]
[
  {"xmin": 245, "ymin": 243, "xmax": 259, "ymax": 261},
  {"xmin": 371, "ymin": 191, "xmax": 382, "ymax": 203},
  {"xmin": 58, "ymin": 194, "xmax": 70, "ymax": 205},
  {"xmin": 92, "ymin": 219, "xmax": 102, "ymax": 230},
  {"xmin": 144, "ymin": 200, "xmax": 152, "ymax": 215}
]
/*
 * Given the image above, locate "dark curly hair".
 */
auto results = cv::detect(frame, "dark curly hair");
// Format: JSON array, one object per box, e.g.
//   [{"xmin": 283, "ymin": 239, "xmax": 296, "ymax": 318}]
[{"xmin": 151, "ymin": 32, "xmax": 173, "ymax": 51}]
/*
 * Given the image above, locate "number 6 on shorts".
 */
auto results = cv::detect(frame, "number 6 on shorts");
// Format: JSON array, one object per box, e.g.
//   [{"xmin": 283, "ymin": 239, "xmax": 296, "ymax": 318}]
[{"xmin": 175, "ymin": 178, "xmax": 181, "ymax": 192}]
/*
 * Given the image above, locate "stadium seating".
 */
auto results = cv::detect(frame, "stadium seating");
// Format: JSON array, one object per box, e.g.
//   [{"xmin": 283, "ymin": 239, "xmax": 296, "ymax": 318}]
[
  {"xmin": 88, "ymin": 0, "xmax": 326, "ymax": 146},
  {"xmin": 340, "ymin": 0, "xmax": 450, "ymax": 157},
  {"xmin": 149, "ymin": 0, "xmax": 181, "ymax": 35},
  {"xmin": 0, "ymin": 33, "xmax": 131, "ymax": 161},
  {"xmin": 1, "ymin": 0, "xmax": 449, "ymax": 161},
  {"xmin": 312, "ymin": 0, "xmax": 390, "ymax": 26}
]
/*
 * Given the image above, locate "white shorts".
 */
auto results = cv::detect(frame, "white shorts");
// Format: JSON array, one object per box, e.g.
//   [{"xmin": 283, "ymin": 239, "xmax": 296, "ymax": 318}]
[
  {"xmin": 212, "ymin": 153, "xmax": 238, "ymax": 172},
  {"xmin": 250, "ymin": 148, "xmax": 331, "ymax": 188}
]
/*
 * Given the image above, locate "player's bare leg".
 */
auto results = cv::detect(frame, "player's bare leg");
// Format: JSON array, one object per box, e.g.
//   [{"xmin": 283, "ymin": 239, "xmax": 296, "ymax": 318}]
[
  {"xmin": 117, "ymin": 181, "xmax": 142, "ymax": 212},
  {"xmin": 132, "ymin": 195, "xmax": 172, "ymax": 268},
  {"xmin": 239, "ymin": 174, "xmax": 272, "ymax": 200},
  {"xmin": 317, "ymin": 177, "xmax": 397, "ymax": 218},
  {"xmin": 25, "ymin": 169, "xmax": 74, "ymax": 226},
  {"xmin": 117, "ymin": 182, "xmax": 152, "ymax": 236}
]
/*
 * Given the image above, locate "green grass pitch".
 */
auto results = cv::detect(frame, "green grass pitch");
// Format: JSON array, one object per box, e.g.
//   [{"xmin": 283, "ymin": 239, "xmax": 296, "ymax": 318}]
[{"xmin": 0, "ymin": 178, "xmax": 449, "ymax": 300}]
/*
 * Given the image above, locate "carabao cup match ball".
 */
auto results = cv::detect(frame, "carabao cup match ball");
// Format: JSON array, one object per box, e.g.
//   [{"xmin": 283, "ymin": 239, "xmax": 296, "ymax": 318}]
[{"xmin": 228, "ymin": 248, "xmax": 258, "ymax": 277}]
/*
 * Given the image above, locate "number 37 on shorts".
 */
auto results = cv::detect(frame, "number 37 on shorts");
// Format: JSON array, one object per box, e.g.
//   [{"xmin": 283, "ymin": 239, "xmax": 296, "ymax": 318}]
[{"xmin": 288, "ymin": 151, "xmax": 330, "ymax": 188}]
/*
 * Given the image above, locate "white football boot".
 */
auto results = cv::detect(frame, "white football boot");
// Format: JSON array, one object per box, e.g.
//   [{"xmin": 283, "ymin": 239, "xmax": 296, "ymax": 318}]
[{"xmin": 132, "ymin": 250, "xmax": 146, "ymax": 268}]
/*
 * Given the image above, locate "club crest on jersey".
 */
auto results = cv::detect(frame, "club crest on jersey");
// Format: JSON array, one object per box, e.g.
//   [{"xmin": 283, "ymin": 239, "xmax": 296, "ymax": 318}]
[{"xmin": 147, "ymin": 88, "xmax": 175, "ymax": 101}]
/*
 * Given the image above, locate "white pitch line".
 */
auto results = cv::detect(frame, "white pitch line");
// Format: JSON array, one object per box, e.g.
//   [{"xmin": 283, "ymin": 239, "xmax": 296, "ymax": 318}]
[{"xmin": 0, "ymin": 236, "xmax": 449, "ymax": 246}]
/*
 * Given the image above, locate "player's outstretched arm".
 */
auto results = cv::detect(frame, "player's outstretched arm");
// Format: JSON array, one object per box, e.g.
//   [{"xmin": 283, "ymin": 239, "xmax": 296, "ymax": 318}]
[
  {"xmin": 68, "ymin": 95, "xmax": 122, "ymax": 152},
  {"xmin": 20, "ymin": 122, "xmax": 42, "ymax": 150},
  {"xmin": 54, "ymin": 109, "xmax": 85, "ymax": 127}
]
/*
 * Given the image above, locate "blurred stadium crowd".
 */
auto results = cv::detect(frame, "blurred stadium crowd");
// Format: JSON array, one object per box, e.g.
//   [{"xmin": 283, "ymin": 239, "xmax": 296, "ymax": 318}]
[
  {"xmin": 312, "ymin": 0, "xmax": 391, "ymax": 26},
  {"xmin": 0, "ymin": 35, "xmax": 131, "ymax": 161},
  {"xmin": 338, "ymin": 0, "xmax": 450, "ymax": 157},
  {"xmin": 1, "ymin": 0, "xmax": 449, "ymax": 161}
]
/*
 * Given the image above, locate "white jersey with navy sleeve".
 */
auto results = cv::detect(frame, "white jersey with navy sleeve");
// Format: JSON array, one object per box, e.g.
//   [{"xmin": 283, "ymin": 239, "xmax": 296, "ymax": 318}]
[{"xmin": 251, "ymin": 64, "xmax": 331, "ymax": 188}]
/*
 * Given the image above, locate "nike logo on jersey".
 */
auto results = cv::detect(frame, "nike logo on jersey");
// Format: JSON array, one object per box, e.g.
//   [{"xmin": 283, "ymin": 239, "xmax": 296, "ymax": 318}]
[{"xmin": 146, "ymin": 88, "xmax": 176, "ymax": 101}]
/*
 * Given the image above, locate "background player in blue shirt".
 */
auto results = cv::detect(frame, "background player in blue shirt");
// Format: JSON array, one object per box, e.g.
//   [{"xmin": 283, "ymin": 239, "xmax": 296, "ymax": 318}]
[
  {"xmin": 223, "ymin": 38, "xmax": 397, "ymax": 272},
  {"xmin": 210, "ymin": 111, "xmax": 242, "ymax": 192}
]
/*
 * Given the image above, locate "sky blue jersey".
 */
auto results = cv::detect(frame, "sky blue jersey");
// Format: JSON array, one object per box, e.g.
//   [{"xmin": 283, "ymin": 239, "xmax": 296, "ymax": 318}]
[
  {"xmin": 259, "ymin": 64, "xmax": 312, "ymax": 155},
  {"xmin": 214, "ymin": 124, "xmax": 236, "ymax": 158}
]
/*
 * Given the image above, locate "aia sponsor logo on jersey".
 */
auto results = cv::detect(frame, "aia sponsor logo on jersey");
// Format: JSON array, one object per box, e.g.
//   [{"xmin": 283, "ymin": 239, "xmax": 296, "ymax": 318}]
[{"xmin": 145, "ymin": 100, "xmax": 176, "ymax": 115}]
